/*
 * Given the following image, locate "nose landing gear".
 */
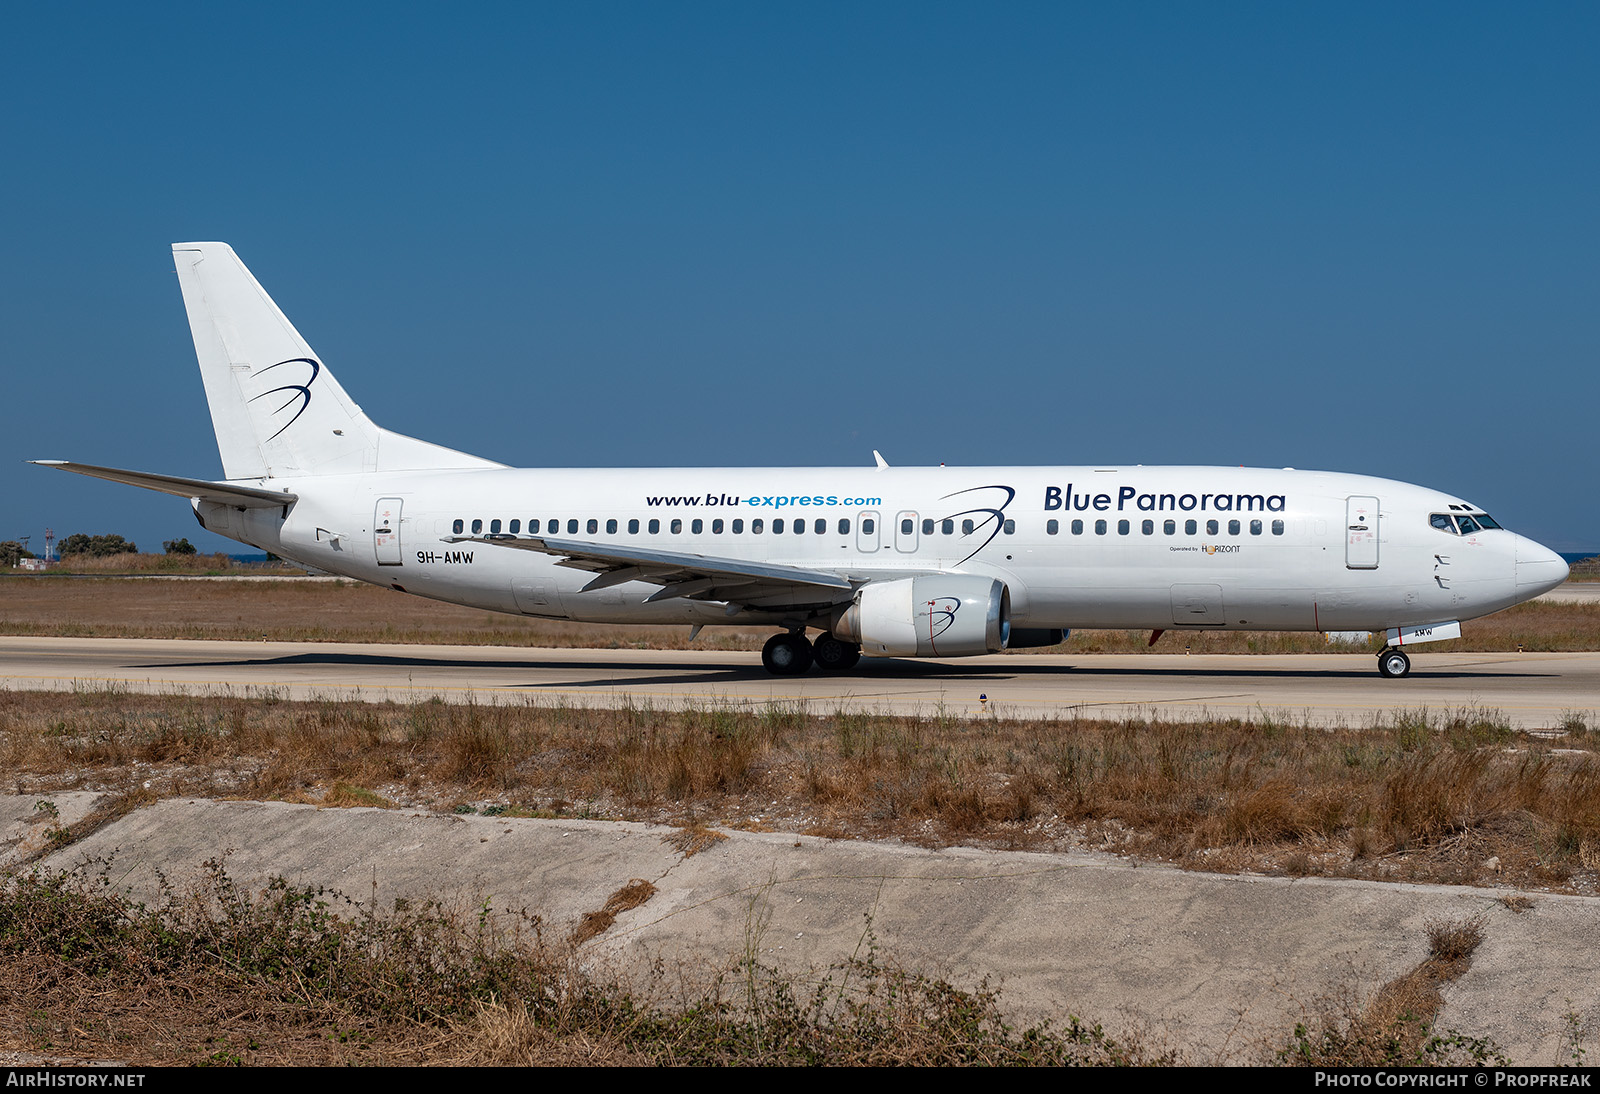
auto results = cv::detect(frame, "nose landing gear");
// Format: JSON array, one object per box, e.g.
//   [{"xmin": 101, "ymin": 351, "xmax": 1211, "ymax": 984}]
[{"xmin": 1377, "ymin": 647, "xmax": 1411, "ymax": 678}]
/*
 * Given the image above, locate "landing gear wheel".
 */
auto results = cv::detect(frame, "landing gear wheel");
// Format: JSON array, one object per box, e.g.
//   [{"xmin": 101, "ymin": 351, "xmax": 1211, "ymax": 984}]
[
  {"xmin": 1377, "ymin": 648, "xmax": 1411, "ymax": 679},
  {"xmin": 762, "ymin": 632, "xmax": 814, "ymax": 676},
  {"xmin": 812, "ymin": 632, "xmax": 861, "ymax": 672}
]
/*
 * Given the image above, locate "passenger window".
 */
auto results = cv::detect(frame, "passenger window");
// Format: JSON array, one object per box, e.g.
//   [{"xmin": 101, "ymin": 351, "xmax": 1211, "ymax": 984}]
[
  {"xmin": 962, "ymin": 519, "xmax": 975, "ymax": 535},
  {"xmin": 1142, "ymin": 519, "xmax": 1154, "ymax": 535},
  {"xmin": 691, "ymin": 519, "xmax": 703, "ymax": 534},
  {"xmin": 922, "ymin": 518, "xmax": 934, "ymax": 535},
  {"xmin": 838, "ymin": 519, "xmax": 849, "ymax": 534},
  {"xmin": 712, "ymin": 519, "xmax": 723, "ymax": 534},
  {"xmin": 628, "ymin": 519, "xmax": 640, "ymax": 534},
  {"xmin": 1271, "ymin": 519, "xmax": 1284, "ymax": 535},
  {"xmin": 607, "ymin": 519, "xmax": 618, "ymax": 534},
  {"xmin": 471, "ymin": 519, "xmax": 483, "ymax": 534},
  {"xmin": 1250, "ymin": 520, "xmax": 1263, "ymax": 535},
  {"xmin": 942, "ymin": 519, "xmax": 954, "ymax": 535},
  {"xmin": 1095, "ymin": 519, "xmax": 1107, "ymax": 535},
  {"xmin": 671, "ymin": 519, "xmax": 683, "ymax": 534},
  {"xmin": 567, "ymin": 519, "xmax": 579, "ymax": 534},
  {"xmin": 1228, "ymin": 520, "xmax": 1240, "ymax": 536},
  {"xmin": 1164, "ymin": 519, "xmax": 1176, "ymax": 535},
  {"xmin": 548, "ymin": 519, "xmax": 560, "ymax": 534},
  {"xmin": 811, "ymin": 518, "xmax": 822, "ymax": 534},
  {"xmin": 490, "ymin": 519, "xmax": 502, "ymax": 534},
  {"xmin": 754, "ymin": 519, "xmax": 765, "ymax": 534},
  {"xmin": 774, "ymin": 519, "xmax": 785, "ymax": 533},
  {"xmin": 794, "ymin": 519, "xmax": 805, "ymax": 535},
  {"xmin": 1118, "ymin": 519, "xmax": 1130, "ymax": 535},
  {"xmin": 509, "ymin": 520, "xmax": 520, "ymax": 534},
  {"xmin": 1185, "ymin": 520, "xmax": 1197, "ymax": 535},
  {"xmin": 861, "ymin": 518, "xmax": 874, "ymax": 534},
  {"xmin": 1071, "ymin": 519, "xmax": 1083, "ymax": 535},
  {"xmin": 901, "ymin": 518, "xmax": 913, "ymax": 535},
  {"xmin": 1003, "ymin": 519, "xmax": 1015, "ymax": 534},
  {"xmin": 648, "ymin": 519, "xmax": 660, "ymax": 534},
  {"xmin": 587, "ymin": 519, "xmax": 598, "ymax": 534},
  {"xmin": 1047, "ymin": 519, "xmax": 1059, "ymax": 535},
  {"xmin": 452, "ymin": 519, "xmax": 463, "ymax": 534},
  {"xmin": 1206, "ymin": 520, "xmax": 1218, "ymax": 535},
  {"xmin": 733, "ymin": 519, "xmax": 744, "ymax": 533}
]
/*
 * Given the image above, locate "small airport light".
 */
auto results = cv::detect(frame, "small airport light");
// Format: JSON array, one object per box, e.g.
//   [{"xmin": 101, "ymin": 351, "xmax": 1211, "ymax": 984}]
[{"xmin": 979, "ymin": 693, "xmax": 988, "ymax": 708}]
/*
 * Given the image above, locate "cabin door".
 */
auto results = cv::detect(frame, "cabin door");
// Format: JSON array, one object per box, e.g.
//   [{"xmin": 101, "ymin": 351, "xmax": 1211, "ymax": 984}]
[
  {"xmin": 1345, "ymin": 496, "xmax": 1379, "ymax": 569},
  {"xmin": 374, "ymin": 498, "xmax": 403, "ymax": 566}
]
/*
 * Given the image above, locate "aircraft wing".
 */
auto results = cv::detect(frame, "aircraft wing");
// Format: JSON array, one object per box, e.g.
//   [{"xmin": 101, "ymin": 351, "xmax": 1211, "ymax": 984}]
[
  {"xmin": 443, "ymin": 534, "xmax": 857, "ymax": 607},
  {"xmin": 29, "ymin": 460, "xmax": 298, "ymax": 509}
]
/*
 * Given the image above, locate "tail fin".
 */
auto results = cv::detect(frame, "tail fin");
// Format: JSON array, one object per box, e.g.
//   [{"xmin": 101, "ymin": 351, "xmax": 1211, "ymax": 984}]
[{"xmin": 172, "ymin": 242, "xmax": 501, "ymax": 479}]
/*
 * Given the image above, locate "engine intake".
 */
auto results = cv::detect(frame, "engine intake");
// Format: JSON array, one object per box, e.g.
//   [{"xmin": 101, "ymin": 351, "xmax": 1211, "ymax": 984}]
[{"xmin": 831, "ymin": 576, "xmax": 1010, "ymax": 658}]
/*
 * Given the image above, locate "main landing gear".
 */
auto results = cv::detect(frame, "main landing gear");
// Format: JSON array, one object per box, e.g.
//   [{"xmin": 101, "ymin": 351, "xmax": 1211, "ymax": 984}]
[
  {"xmin": 760, "ymin": 631, "xmax": 862, "ymax": 675},
  {"xmin": 1377, "ymin": 647, "xmax": 1411, "ymax": 679}
]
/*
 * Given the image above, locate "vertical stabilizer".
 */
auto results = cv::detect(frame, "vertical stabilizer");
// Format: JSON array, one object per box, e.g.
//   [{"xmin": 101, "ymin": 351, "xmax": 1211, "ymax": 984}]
[{"xmin": 172, "ymin": 243, "xmax": 499, "ymax": 478}]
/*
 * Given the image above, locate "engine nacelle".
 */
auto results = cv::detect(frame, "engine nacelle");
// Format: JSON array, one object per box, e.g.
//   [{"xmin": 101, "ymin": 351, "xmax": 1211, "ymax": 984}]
[{"xmin": 831, "ymin": 576, "xmax": 1010, "ymax": 658}]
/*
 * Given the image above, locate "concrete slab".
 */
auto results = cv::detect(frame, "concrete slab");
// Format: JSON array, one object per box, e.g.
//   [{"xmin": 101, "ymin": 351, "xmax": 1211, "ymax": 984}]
[{"xmin": 22, "ymin": 795, "xmax": 1599, "ymax": 1064}]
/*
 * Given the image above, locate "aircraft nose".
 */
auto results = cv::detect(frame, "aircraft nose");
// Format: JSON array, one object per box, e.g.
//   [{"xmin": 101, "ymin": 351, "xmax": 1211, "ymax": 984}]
[{"xmin": 1514, "ymin": 535, "xmax": 1569, "ymax": 596}]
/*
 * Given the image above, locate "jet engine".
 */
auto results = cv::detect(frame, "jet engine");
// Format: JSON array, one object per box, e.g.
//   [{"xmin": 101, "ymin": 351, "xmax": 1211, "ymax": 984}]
[{"xmin": 830, "ymin": 576, "xmax": 1010, "ymax": 657}]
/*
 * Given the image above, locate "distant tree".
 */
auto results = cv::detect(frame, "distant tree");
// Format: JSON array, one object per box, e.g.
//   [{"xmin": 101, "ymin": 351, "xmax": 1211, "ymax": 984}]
[
  {"xmin": 163, "ymin": 537, "xmax": 198, "ymax": 555},
  {"xmin": 0, "ymin": 541, "xmax": 34, "ymax": 567},
  {"xmin": 59, "ymin": 533, "xmax": 138, "ymax": 557}
]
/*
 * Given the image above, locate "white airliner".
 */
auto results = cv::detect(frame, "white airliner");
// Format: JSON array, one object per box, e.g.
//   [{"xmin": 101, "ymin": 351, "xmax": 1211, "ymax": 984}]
[{"xmin": 35, "ymin": 243, "xmax": 1569, "ymax": 678}]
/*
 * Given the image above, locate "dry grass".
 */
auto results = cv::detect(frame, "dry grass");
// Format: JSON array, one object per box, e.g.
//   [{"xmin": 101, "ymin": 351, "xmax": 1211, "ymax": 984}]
[
  {"xmin": 1277, "ymin": 917, "xmax": 1500, "ymax": 1066},
  {"xmin": 4, "ymin": 687, "xmax": 1598, "ymax": 895},
  {"xmin": 0, "ymin": 861, "xmax": 1158, "ymax": 1066},
  {"xmin": 3, "ymin": 575, "xmax": 1597, "ymax": 651},
  {"xmin": 27, "ymin": 552, "xmax": 303, "ymax": 576},
  {"xmin": 570, "ymin": 878, "xmax": 658, "ymax": 945}
]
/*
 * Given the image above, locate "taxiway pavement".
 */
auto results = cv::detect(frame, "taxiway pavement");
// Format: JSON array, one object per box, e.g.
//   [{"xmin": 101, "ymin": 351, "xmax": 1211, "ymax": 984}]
[{"xmin": 2, "ymin": 636, "xmax": 1595, "ymax": 728}]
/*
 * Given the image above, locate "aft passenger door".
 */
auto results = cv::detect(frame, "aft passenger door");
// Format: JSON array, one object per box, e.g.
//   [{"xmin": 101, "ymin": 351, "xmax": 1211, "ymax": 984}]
[{"xmin": 374, "ymin": 498, "xmax": 403, "ymax": 566}]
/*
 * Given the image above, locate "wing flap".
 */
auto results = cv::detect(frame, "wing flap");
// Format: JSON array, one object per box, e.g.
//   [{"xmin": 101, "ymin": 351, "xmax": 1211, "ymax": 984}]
[{"xmin": 444, "ymin": 534, "xmax": 855, "ymax": 604}]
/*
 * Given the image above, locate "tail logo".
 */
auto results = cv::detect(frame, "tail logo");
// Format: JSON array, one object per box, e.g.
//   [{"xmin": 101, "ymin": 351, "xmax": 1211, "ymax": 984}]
[{"xmin": 248, "ymin": 357, "xmax": 321, "ymax": 441}]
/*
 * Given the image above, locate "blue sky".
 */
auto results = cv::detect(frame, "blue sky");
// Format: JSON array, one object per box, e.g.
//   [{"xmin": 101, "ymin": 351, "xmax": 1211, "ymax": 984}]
[{"xmin": 3, "ymin": 3, "xmax": 1596, "ymax": 553}]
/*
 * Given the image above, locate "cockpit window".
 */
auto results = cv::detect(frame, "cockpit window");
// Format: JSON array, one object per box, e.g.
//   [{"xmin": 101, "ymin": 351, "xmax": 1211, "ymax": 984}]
[
  {"xmin": 1474, "ymin": 513, "xmax": 1502, "ymax": 530},
  {"xmin": 1430, "ymin": 513, "xmax": 1458, "ymax": 534},
  {"xmin": 1455, "ymin": 514, "xmax": 1482, "ymax": 535}
]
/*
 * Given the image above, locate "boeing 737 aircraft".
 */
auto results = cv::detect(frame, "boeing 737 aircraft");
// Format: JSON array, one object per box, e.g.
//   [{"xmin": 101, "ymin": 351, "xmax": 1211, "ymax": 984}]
[{"xmin": 35, "ymin": 243, "xmax": 1570, "ymax": 678}]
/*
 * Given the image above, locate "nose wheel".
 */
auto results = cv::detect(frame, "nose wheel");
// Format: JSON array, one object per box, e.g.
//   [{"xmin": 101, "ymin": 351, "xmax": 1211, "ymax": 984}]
[
  {"xmin": 1377, "ymin": 648, "xmax": 1411, "ymax": 678},
  {"xmin": 761, "ymin": 632, "xmax": 814, "ymax": 675}
]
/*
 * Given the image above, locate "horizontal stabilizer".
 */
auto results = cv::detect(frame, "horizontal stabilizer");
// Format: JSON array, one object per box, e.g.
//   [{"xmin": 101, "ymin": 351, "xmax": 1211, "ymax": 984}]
[{"xmin": 29, "ymin": 460, "xmax": 297, "ymax": 509}]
